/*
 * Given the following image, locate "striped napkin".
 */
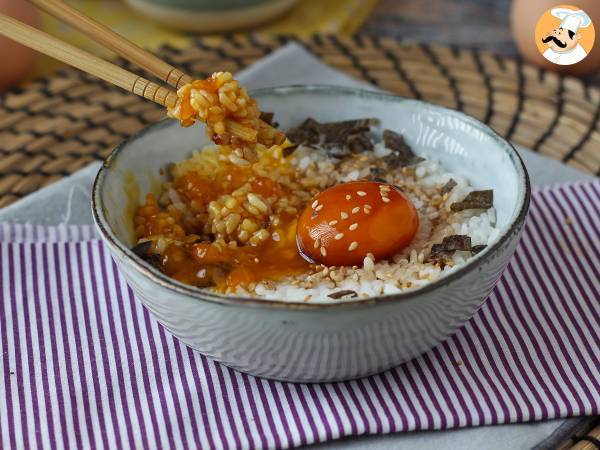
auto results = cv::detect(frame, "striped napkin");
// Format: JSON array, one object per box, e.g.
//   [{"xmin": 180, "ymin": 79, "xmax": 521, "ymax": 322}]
[{"xmin": 1, "ymin": 181, "xmax": 599, "ymax": 450}]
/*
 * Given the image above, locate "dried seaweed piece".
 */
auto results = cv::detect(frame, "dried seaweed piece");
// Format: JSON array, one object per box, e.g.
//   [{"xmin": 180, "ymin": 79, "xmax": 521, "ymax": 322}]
[
  {"xmin": 441, "ymin": 178, "xmax": 457, "ymax": 196},
  {"xmin": 346, "ymin": 133, "xmax": 374, "ymax": 153},
  {"xmin": 259, "ymin": 111, "xmax": 275, "ymax": 126},
  {"xmin": 382, "ymin": 129, "xmax": 423, "ymax": 168},
  {"xmin": 450, "ymin": 190, "xmax": 493, "ymax": 211},
  {"xmin": 428, "ymin": 235, "xmax": 472, "ymax": 261},
  {"xmin": 471, "ymin": 244, "xmax": 487, "ymax": 255},
  {"xmin": 320, "ymin": 118, "xmax": 378, "ymax": 145},
  {"xmin": 328, "ymin": 290, "xmax": 359, "ymax": 299},
  {"xmin": 286, "ymin": 118, "xmax": 322, "ymax": 147},
  {"xmin": 442, "ymin": 235, "xmax": 472, "ymax": 252},
  {"xmin": 370, "ymin": 167, "xmax": 386, "ymax": 177},
  {"xmin": 286, "ymin": 118, "xmax": 379, "ymax": 157},
  {"xmin": 289, "ymin": 118, "xmax": 321, "ymax": 145},
  {"xmin": 131, "ymin": 241, "xmax": 164, "ymax": 271},
  {"xmin": 132, "ymin": 241, "xmax": 152, "ymax": 257},
  {"xmin": 282, "ymin": 144, "xmax": 299, "ymax": 157}
]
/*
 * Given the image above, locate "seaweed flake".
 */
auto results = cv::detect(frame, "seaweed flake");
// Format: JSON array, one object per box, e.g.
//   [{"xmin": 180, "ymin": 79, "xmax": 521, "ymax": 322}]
[
  {"xmin": 382, "ymin": 129, "xmax": 423, "ymax": 167},
  {"xmin": 450, "ymin": 190, "xmax": 493, "ymax": 211},
  {"xmin": 472, "ymin": 244, "xmax": 487, "ymax": 255},
  {"xmin": 346, "ymin": 133, "xmax": 374, "ymax": 153},
  {"xmin": 259, "ymin": 111, "xmax": 277, "ymax": 127},
  {"xmin": 441, "ymin": 178, "xmax": 457, "ymax": 195},
  {"xmin": 286, "ymin": 118, "xmax": 322, "ymax": 147},
  {"xmin": 428, "ymin": 235, "xmax": 472, "ymax": 261},
  {"xmin": 286, "ymin": 118, "xmax": 379, "ymax": 157},
  {"xmin": 132, "ymin": 241, "xmax": 152, "ymax": 257},
  {"xmin": 328, "ymin": 290, "xmax": 359, "ymax": 299},
  {"xmin": 131, "ymin": 241, "xmax": 164, "ymax": 271}
]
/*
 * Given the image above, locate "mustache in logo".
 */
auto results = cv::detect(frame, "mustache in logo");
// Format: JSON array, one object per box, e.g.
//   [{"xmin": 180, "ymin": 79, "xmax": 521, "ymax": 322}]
[{"xmin": 542, "ymin": 35, "xmax": 567, "ymax": 48}]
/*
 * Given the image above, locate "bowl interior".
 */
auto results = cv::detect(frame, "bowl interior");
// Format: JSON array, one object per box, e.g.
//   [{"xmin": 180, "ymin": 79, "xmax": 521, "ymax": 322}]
[{"xmin": 95, "ymin": 86, "xmax": 528, "ymax": 298}]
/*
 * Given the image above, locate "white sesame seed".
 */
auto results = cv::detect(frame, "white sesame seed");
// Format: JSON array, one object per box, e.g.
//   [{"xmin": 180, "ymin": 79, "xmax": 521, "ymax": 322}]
[
  {"xmin": 364, "ymin": 203, "xmax": 372, "ymax": 209},
  {"xmin": 334, "ymin": 233, "xmax": 344, "ymax": 240},
  {"xmin": 348, "ymin": 241, "xmax": 358, "ymax": 251},
  {"xmin": 380, "ymin": 190, "xmax": 389, "ymax": 197},
  {"xmin": 320, "ymin": 246, "xmax": 327, "ymax": 256},
  {"xmin": 315, "ymin": 204, "xmax": 324, "ymax": 211},
  {"xmin": 254, "ymin": 257, "xmax": 260, "ymax": 263},
  {"xmin": 328, "ymin": 220, "xmax": 338, "ymax": 226},
  {"xmin": 349, "ymin": 223, "xmax": 358, "ymax": 231},
  {"xmin": 313, "ymin": 238, "xmax": 320, "ymax": 249},
  {"xmin": 364, "ymin": 208, "xmax": 371, "ymax": 214},
  {"xmin": 272, "ymin": 232, "xmax": 280, "ymax": 242},
  {"xmin": 341, "ymin": 212, "xmax": 349, "ymax": 219},
  {"xmin": 379, "ymin": 185, "xmax": 391, "ymax": 191},
  {"xmin": 311, "ymin": 200, "xmax": 319, "ymax": 208},
  {"xmin": 345, "ymin": 195, "xmax": 352, "ymax": 200},
  {"xmin": 382, "ymin": 197, "xmax": 391, "ymax": 203},
  {"xmin": 357, "ymin": 191, "xmax": 367, "ymax": 197},
  {"xmin": 352, "ymin": 206, "xmax": 360, "ymax": 214}
]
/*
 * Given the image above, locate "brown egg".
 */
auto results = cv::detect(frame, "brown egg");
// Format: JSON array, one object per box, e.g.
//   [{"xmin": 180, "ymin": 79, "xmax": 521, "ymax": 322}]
[
  {"xmin": 0, "ymin": 0, "xmax": 40, "ymax": 91},
  {"xmin": 296, "ymin": 181, "xmax": 419, "ymax": 267},
  {"xmin": 511, "ymin": 0, "xmax": 599, "ymax": 77}
]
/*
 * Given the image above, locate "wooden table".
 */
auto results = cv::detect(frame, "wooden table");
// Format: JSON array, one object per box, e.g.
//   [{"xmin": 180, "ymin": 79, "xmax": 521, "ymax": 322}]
[{"xmin": 362, "ymin": 0, "xmax": 600, "ymax": 85}]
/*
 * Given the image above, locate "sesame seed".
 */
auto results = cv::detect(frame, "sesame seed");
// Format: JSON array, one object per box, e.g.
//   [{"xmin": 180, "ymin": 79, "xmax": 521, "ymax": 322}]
[
  {"xmin": 380, "ymin": 190, "xmax": 389, "ymax": 197},
  {"xmin": 272, "ymin": 232, "xmax": 280, "ymax": 242},
  {"xmin": 357, "ymin": 191, "xmax": 367, "ymax": 197},
  {"xmin": 341, "ymin": 212, "xmax": 349, "ymax": 219},
  {"xmin": 349, "ymin": 223, "xmax": 358, "ymax": 231},
  {"xmin": 320, "ymin": 246, "xmax": 327, "ymax": 256},
  {"xmin": 345, "ymin": 195, "xmax": 352, "ymax": 200},
  {"xmin": 311, "ymin": 200, "xmax": 319, "ymax": 208},
  {"xmin": 313, "ymin": 238, "xmax": 320, "ymax": 249},
  {"xmin": 348, "ymin": 241, "xmax": 358, "ymax": 251},
  {"xmin": 364, "ymin": 203, "xmax": 372, "ymax": 209},
  {"xmin": 382, "ymin": 197, "xmax": 391, "ymax": 203},
  {"xmin": 364, "ymin": 208, "xmax": 370, "ymax": 214},
  {"xmin": 329, "ymin": 220, "xmax": 338, "ymax": 226},
  {"xmin": 315, "ymin": 204, "xmax": 324, "ymax": 211},
  {"xmin": 334, "ymin": 233, "xmax": 344, "ymax": 240},
  {"xmin": 254, "ymin": 257, "xmax": 260, "ymax": 263},
  {"xmin": 379, "ymin": 185, "xmax": 391, "ymax": 192},
  {"xmin": 351, "ymin": 206, "xmax": 360, "ymax": 214}
]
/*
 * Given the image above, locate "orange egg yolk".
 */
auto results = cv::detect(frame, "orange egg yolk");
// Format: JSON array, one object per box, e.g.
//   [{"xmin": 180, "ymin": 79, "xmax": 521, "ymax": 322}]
[{"xmin": 296, "ymin": 181, "xmax": 419, "ymax": 266}]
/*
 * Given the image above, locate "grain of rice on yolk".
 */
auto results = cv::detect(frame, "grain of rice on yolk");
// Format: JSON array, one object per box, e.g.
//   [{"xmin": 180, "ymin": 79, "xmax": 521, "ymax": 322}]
[{"xmin": 296, "ymin": 181, "xmax": 420, "ymax": 266}]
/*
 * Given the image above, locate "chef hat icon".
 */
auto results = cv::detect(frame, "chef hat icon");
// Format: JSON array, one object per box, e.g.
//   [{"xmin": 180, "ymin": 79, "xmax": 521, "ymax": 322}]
[{"xmin": 551, "ymin": 8, "xmax": 592, "ymax": 33}]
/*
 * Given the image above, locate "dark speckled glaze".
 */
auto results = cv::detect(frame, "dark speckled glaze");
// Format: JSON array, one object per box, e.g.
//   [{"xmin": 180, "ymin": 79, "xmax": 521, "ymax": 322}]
[{"xmin": 92, "ymin": 86, "xmax": 530, "ymax": 382}]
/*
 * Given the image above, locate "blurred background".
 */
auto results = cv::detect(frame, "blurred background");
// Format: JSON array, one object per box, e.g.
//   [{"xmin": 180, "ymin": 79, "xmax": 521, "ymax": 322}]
[{"xmin": 1, "ymin": 0, "xmax": 598, "ymax": 91}]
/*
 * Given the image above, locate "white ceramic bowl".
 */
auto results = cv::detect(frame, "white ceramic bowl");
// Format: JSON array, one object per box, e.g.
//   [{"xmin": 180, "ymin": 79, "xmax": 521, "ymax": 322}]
[{"xmin": 92, "ymin": 86, "xmax": 530, "ymax": 382}]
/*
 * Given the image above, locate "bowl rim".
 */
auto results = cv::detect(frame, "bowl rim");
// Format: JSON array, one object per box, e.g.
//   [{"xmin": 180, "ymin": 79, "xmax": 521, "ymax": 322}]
[{"xmin": 92, "ymin": 84, "xmax": 531, "ymax": 311}]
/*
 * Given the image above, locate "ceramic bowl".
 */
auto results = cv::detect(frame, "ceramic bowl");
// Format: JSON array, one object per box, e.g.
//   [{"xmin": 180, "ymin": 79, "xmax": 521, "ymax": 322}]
[
  {"xmin": 92, "ymin": 86, "xmax": 530, "ymax": 383},
  {"xmin": 125, "ymin": 0, "xmax": 298, "ymax": 32}
]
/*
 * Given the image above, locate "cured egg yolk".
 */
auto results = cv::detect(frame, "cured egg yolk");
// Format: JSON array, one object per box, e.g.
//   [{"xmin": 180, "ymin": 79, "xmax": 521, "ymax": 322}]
[{"xmin": 296, "ymin": 181, "xmax": 419, "ymax": 266}]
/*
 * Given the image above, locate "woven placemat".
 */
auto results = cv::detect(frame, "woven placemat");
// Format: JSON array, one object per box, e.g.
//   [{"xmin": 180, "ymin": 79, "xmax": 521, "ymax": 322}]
[{"xmin": 1, "ymin": 33, "xmax": 599, "ymax": 208}]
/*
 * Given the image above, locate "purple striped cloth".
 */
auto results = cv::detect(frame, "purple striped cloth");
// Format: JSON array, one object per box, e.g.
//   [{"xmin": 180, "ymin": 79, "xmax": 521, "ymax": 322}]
[{"xmin": 1, "ymin": 181, "xmax": 599, "ymax": 450}]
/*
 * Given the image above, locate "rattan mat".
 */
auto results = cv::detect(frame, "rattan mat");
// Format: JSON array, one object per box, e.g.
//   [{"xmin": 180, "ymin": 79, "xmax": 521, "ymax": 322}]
[{"xmin": 0, "ymin": 34, "xmax": 599, "ymax": 208}]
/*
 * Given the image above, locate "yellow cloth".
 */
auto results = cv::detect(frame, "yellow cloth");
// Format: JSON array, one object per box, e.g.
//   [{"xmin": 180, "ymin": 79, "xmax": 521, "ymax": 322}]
[{"xmin": 34, "ymin": 0, "xmax": 377, "ymax": 76}]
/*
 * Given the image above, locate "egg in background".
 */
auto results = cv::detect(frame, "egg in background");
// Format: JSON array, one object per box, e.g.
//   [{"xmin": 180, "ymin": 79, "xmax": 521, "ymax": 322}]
[
  {"xmin": 0, "ymin": 0, "xmax": 40, "ymax": 91},
  {"xmin": 511, "ymin": 0, "xmax": 600, "ymax": 77}
]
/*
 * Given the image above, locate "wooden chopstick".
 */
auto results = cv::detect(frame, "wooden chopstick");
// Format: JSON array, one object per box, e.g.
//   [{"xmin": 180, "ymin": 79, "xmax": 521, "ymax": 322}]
[
  {"xmin": 26, "ymin": 0, "xmax": 192, "ymax": 89},
  {"xmin": 0, "ymin": 14, "xmax": 178, "ymax": 108}
]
